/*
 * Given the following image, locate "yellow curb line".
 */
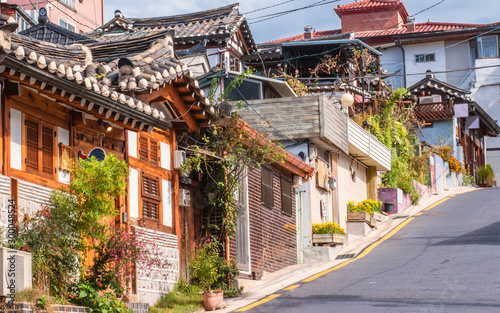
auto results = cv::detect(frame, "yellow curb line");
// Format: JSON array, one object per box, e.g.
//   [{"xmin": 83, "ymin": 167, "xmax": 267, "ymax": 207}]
[
  {"xmin": 456, "ymin": 188, "xmax": 483, "ymax": 195},
  {"xmin": 302, "ymin": 217, "xmax": 416, "ymax": 283},
  {"xmin": 282, "ymin": 285, "xmax": 300, "ymax": 290},
  {"xmin": 235, "ymin": 294, "xmax": 281, "ymax": 312},
  {"xmin": 423, "ymin": 197, "xmax": 449, "ymax": 211},
  {"xmin": 414, "ymin": 212, "xmax": 423, "ymax": 216}
]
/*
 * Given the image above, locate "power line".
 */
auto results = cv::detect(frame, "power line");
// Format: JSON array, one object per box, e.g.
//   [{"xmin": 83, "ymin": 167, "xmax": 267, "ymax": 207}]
[
  {"xmin": 243, "ymin": 0, "xmax": 296, "ymax": 15},
  {"xmin": 248, "ymin": 0, "xmax": 341, "ymax": 25}
]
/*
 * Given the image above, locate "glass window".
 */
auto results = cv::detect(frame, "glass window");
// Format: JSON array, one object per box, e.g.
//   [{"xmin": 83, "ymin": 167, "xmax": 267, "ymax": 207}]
[
  {"xmin": 478, "ymin": 35, "xmax": 498, "ymax": 58},
  {"xmin": 415, "ymin": 53, "xmax": 435, "ymax": 63}
]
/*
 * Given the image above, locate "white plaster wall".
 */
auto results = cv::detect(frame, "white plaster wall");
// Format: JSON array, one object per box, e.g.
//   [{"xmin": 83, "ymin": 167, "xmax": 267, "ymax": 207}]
[
  {"xmin": 309, "ymin": 175, "xmax": 331, "ymax": 225},
  {"xmin": 58, "ymin": 127, "xmax": 70, "ymax": 184},
  {"xmin": 474, "ymin": 58, "xmax": 500, "ymax": 86},
  {"xmin": 405, "ymin": 41, "xmax": 446, "ymax": 87},
  {"xmin": 379, "ymin": 46, "xmax": 404, "ymax": 88},
  {"xmin": 127, "ymin": 130, "xmax": 138, "ymax": 158},
  {"xmin": 486, "ymin": 150, "xmax": 500, "ymax": 185},
  {"xmin": 160, "ymin": 142, "xmax": 171, "ymax": 170},
  {"xmin": 10, "ymin": 109, "xmax": 22, "ymax": 171},
  {"xmin": 444, "ymin": 40, "xmax": 470, "ymax": 87},
  {"xmin": 337, "ymin": 152, "xmax": 368, "ymax": 229},
  {"xmin": 162, "ymin": 179, "xmax": 172, "ymax": 227},
  {"xmin": 129, "ymin": 168, "xmax": 139, "ymax": 219}
]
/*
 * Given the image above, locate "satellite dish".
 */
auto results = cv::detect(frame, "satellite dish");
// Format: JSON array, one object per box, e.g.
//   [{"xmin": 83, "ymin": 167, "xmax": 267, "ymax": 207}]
[{"xmin": 217, "ymin": 101, "xmax": 232, "ymax": 118}]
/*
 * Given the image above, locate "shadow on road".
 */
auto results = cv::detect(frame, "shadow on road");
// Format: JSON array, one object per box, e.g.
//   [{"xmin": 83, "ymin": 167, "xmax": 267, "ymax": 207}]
[{"xmin": 433, "ymin": 221, "xmax": 500, "ymax": 246}]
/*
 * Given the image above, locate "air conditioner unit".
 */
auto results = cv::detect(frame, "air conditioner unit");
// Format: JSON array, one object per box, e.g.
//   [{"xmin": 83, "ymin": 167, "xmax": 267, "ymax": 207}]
[
  {"xmin": 173, "ymin": 150, "xmax": 186, "ymax": 170},
  {"xmin": 419, "ymin": 96, "xmax": 434, "ymax": 104},
  {"xmin": 179, "ymin": 189, "xmax": 191, "ymax": 207},
  {"xmin": 0, "ymin": 247, "xmax": 32, "ymax": 298},
  {"xmin": 431, "ymin": 94, "xmax": 442, "ymax": 102}
]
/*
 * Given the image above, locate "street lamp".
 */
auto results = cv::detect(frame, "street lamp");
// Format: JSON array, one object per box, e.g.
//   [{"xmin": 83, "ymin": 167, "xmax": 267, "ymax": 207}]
[{"xmin": 341, "ymin": 93, "xmax": 354, "ymax": 107}]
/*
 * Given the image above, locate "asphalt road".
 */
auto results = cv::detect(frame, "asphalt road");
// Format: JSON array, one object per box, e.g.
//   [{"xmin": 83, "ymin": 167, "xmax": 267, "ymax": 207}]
[{"xmin": 246, "ymin": 188, "xmax": 500, "ymax": 313}]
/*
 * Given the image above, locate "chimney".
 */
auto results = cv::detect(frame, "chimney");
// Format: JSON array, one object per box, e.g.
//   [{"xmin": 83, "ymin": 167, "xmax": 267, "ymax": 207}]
[
  {"xmin": 406, "ymin": 16, "xmax": 415, "ymax": 32},
  {"xmin": 304, "ymin": 25, "xmax": 313, "ymax": 39}
]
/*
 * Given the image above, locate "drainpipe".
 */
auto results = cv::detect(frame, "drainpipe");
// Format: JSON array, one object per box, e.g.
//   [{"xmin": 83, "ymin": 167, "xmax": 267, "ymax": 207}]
[
  {"xmin": 296, "ymin": 189, "xmax": 304, "ymax": 264},
  {"xmin": 396, "ymin": 39, "xmax": 407, "ymax": 88}
]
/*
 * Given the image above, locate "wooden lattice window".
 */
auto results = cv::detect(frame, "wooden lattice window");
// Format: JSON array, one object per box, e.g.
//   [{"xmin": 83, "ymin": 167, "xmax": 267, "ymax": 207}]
[
  {"xmin": 281, "ymin": 175, "xmax": 293, "ymax": 216},
  {"xmin": 139, "ymin": 135, "xmax": 159, "ymax": 165},
  {"xmin": 24, "ymin": 117, "xmax": 56, "ymax": 178},
  {"xmin": 142, "ymin": 174, "xmax": 160, "ymax": 220},
  {"xmin": 261, "ymin": 166, "xmax": 274, "ymax": 209}
]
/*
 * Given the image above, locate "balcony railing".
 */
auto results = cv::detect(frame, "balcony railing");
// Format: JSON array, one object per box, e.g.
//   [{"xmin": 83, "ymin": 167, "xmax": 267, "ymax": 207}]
[{"xmin": 414, "ymin": 101, "xmax": 454, "ymax": 122}]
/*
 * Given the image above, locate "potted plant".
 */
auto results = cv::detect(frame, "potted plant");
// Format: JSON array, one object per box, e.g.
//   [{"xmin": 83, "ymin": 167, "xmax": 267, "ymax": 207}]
[
  {"xmin": 312, "ymin": 222, "xmax": 345, "ymax": 245},
  {"xmin": 188, "ymin": 236, "xmax": 224, "ymax": 311},
  {"xmin": 476, "ymin": 165, "xmax": 494, "ymax": 187}
]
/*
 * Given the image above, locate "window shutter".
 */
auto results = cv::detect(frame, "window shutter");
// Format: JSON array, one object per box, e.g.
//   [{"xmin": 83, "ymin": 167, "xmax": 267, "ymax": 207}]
[
  {"xmin": 261, "ymin": 167, "xmax": 274, "ymax": 208},
  {"xmin": 139, "ymin": 135, "xmax": 148, "ymax": 161},
  {"xmin": 41, "ymin": 125, "xmax": 54, "ymax": 175},
  {"xmin": 150, "ymin": 138, "xmax": 158, "ymax": 164},
  {"xmin": 25, "ymin": 119, "xmax": 39, "ymax": 172},
  {"xmin": 281, "ymin": 176, "xmax": 293, "ymax": 216},
  {"xmin": 142, "ymin": 174, "xmax": 160, "ymax": 220}
]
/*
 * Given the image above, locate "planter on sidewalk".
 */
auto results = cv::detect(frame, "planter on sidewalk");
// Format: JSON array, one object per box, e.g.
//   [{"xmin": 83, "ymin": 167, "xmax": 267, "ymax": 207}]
[
  {"xmin": 347, "ymin": 211, "xmax": 376, "ymax": 227},
  {"xmin": 312, "ymin": 233, "xmax": 345, "ymax": 245}
]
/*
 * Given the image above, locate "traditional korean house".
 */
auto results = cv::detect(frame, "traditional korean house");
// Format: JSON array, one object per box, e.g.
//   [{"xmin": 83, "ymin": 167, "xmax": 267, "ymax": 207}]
[
  {"xmin": 409, "ymin": 71, "xmax": 500, "ymax": 181},
  {"xmin": 91, "ymin": 3, "xmax": 255, "ymax": 75},
  {"xmin": 0, "ymin": 13, "xmax": 212, "ymax": 304}
]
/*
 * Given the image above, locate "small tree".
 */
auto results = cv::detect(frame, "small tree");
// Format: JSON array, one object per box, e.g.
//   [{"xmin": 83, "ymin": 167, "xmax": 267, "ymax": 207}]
[{"xmin": 16, "ymin": 155, "xmax": 129, "ymax": 296}]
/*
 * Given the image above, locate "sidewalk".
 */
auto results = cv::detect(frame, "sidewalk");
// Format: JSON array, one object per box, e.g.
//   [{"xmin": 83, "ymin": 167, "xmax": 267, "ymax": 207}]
[{"xmin": 217, "ymin": 186, "xmax": 476, "ymax": 312}]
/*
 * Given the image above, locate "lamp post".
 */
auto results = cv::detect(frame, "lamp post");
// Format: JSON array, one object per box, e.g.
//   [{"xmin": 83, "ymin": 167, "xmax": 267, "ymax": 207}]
[{"xmin": 341, "ymin": 93, "xmax": 354, "ymax": 107}]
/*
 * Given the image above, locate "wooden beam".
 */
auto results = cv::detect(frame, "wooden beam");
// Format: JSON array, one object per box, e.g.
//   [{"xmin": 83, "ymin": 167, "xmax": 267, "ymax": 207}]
[{"xmin": 137, "ymin": 86, "xmax": 199, "ymax": 132}]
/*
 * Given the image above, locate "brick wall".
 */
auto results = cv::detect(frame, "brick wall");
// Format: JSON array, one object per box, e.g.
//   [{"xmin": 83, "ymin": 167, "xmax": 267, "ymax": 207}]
[
  {"xmin": 242, "ymin": 166, "xmax": 297, "ymax": 278},
  {"xmin": 341, "ymin": 10, "xmax": 403, "ymax": 33}
]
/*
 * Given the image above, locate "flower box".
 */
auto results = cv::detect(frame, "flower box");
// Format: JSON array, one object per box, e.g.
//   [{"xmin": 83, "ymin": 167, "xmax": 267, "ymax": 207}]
[
  {"xmin": 347, "ymin": 211, "xmax": 371, "ymax": 222},
  {"xmin": 347, "ymin": 211, "xmax": 377, "ymax": 227},
  {"xmin": 312, "ymin": 233, "xmax": 345, "ymax": 245}
]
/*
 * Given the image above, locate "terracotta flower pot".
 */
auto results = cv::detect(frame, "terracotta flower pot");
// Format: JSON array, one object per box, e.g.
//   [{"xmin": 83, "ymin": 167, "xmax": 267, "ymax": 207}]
[{"xmin": 203, "ymin": 291, "xmax": 224, "ymax": 311}]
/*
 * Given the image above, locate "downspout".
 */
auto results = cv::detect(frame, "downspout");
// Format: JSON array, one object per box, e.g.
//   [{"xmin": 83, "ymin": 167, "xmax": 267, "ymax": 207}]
[
  {"xmin": 296, "ymin": 189, "xmax": 304, "ymax": 264},
  {"xmin": 396, "ymin": 38, "xmax": 407, "ymax": 88}
]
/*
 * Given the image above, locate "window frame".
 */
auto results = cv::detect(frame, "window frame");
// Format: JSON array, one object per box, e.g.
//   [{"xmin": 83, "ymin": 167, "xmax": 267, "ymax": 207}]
[
  {"xmin": 280, "ymin": 175, "xmax": 293, "ymax": 216},
  {"xmin": 23, "ymin": 114, "xmax": 57, "ymax": 180},
  {"xmin": 59, "ymin": 17, "xmax": 76, "ymax": 32},
  {"xmin": 477, "ymin": 35, "xmax": 499, "ymax": 59},
  {"xmin": 415, "ymin": 53, "xmax": 435, "ymax": 63},
  {"xmin": 141, "ymin": 173, "xmax": 161, "ymax": 221},
  {"xmin": 261, "ymin": 166, "xmax": 274, "ymax": 209}
]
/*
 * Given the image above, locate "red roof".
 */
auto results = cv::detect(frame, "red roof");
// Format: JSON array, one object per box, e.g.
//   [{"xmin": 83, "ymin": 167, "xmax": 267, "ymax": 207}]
[
  {"xmin": 335, "ymin": 0, "xmax": 409, "ymax": 20},
  {"xmin": 264, "ymin": 21, "xmax": 500, "ymax": 44}
]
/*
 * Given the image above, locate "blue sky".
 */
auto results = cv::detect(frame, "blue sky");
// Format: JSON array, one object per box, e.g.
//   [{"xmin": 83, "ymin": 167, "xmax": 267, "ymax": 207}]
[{"xmin": 103, "ymin": 0, "xmax": 500, "ymax": 43}]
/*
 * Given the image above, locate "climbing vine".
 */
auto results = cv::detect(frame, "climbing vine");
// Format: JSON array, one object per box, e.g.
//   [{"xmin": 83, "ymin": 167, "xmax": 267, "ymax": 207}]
[
  {"xmin": 179, "ymin": 70, "xmax": 286, "ymax": 239},
  {"xmin": 354, "ymin": 88, "xmax": 421, "ymax": 204}
]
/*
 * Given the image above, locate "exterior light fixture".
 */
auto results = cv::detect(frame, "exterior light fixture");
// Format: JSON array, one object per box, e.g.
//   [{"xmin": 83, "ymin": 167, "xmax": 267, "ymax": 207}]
[
  {"xmin": 340, "ymin": 93, "xmax": 354, "ymax": 107},
  {"xmin": 98, "ymin": 119, "xmax": 113, "ymax": 132}
]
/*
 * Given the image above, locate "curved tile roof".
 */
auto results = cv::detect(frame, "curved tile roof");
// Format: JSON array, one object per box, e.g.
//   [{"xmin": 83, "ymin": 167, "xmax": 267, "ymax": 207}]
[
  {"xmin": 0, "ymin": 15, "xmax": 210, "ymax": 131},
  {"xmin": 92, "ymin": 3, "xmax": 255, "ymax": 51}
]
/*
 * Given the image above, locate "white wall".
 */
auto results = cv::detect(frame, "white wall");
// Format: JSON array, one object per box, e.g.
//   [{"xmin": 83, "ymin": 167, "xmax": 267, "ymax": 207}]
[
  {"xmin": 379, "ymin": 46, "xmax": 405, "ymax": 88},
  {"xmin": 337, "ymin": 152, "xmax": 368, "ymax": 229},
  {"xmin": 405, "ymin": 41, "xmax": 446, "ymax": 87},
  {"xmin": 444, "ymin": 40, "xmax": 470, "ymax": 86}
]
